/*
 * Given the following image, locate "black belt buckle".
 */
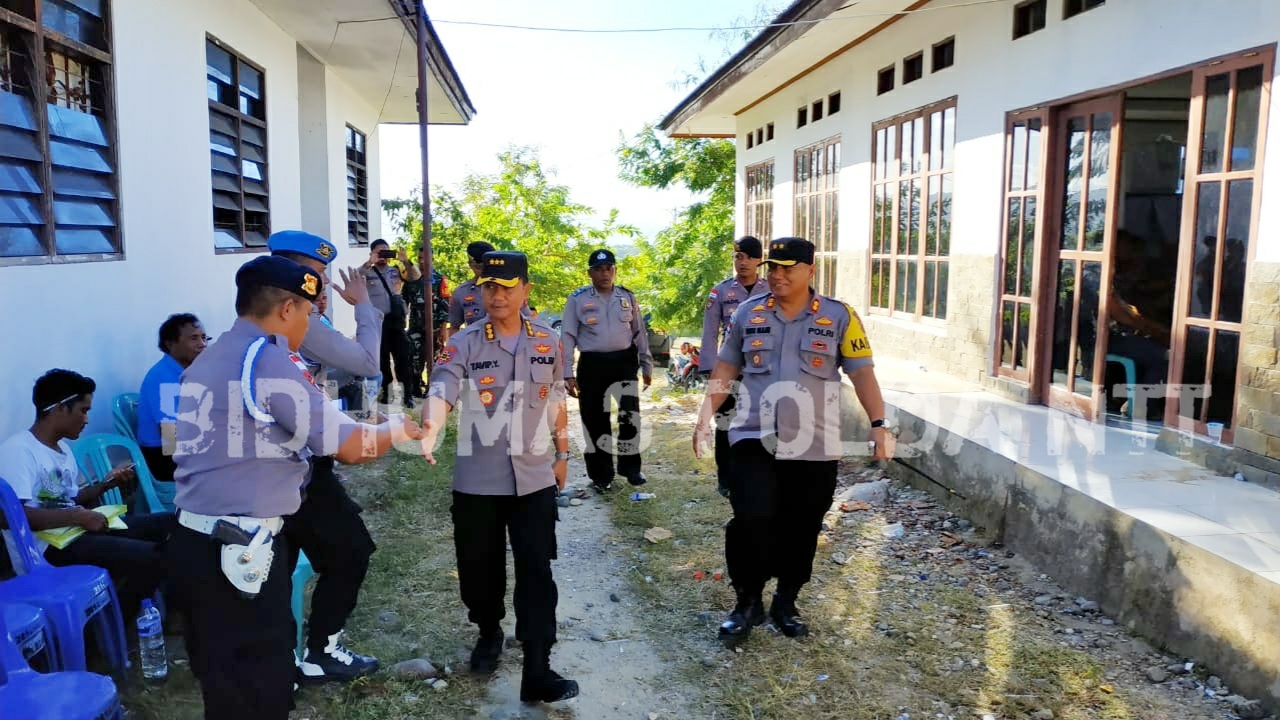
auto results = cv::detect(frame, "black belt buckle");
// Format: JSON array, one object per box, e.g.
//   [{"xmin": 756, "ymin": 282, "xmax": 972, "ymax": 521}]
[{"xmin": 211, "ymin": 519, "xmax": 255, "ymax": 546}]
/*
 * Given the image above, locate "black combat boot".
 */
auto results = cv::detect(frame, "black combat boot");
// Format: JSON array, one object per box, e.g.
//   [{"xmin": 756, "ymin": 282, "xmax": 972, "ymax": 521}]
[
  {"xmin": 469, "ymin": 626, "xmax": 504, "ymax": 675},
  {"xmin": 519, "ymin": 642, "xmax": 579, "ymax": 703},
  {"xmin": 718, "ymin": 591, "xmax": 765, "ymax": 646},
  {"xmin": 769, "ymin": 592, "xmax": 809, "ymax": 638}
]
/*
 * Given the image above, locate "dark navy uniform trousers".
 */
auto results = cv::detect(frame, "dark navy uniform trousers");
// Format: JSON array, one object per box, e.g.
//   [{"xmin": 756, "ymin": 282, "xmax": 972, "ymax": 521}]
[{"xmin": 577, "ymin": 348, "xmax": 642, "ymax": 483}]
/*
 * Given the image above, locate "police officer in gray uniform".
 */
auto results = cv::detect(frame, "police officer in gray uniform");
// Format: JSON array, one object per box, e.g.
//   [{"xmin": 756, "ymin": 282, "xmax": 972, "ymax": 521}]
[
  {"xmin": 169, "ymin": 255, "xmax": 422, "ymax": 718},
  {"xmin": 267, "ymin": 230, "xmax": 384, "ymax": 681},
  {"xmin": 698, "ymin": 236, "xmax": 766, "ymax": 498},
  {"xmin": 562, "ymin": 248, "xmax": 653, "ymax": 491},
  {"xmin": 694, "ymin": 238, "xmax": 891, "ymax": 647},
  {"xmin": 444, "ymin": 240, "xmax": 496, "ymax": 341},
  {"xmin": 422, "ymin": 251, "xmax": 579, "ymax": 704}
]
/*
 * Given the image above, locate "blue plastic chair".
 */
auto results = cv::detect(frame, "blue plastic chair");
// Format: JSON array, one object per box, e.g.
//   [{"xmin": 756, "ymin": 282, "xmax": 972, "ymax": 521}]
[
  {"xmin": 0, "ymin": 479, "xmax": 129, "ymax": 675},
  {"xmin": 3, "ymin": 603, "xmax": 56, "ymax": 669},
  {"xmin": 1, "ymin": 601, "xmax": 122, "ymax": 720},
  {"xmin": 1106, "ymin": 353, "xmax": 1138, "ymax": 418},
  {"xmin": 293, "ymin": 551, "xmax": 316, "ymax": 657},
  {"xmin": 70, "ymin": 433, "xmax": 171, "ymax": 514},
  {"xmin": 111, "ymin": 393, "xmax": 140, "ymax": 443}
]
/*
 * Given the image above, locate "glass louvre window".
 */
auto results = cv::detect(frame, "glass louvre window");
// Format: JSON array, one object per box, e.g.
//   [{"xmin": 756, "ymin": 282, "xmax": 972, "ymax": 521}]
[
  {"xmin": 207, "ymin": 37, "xmax": 269, "ymax": 250},
  {"xmin": 346, "ymin": 125, "xmax": 368, "ymax": 246},
  {"xmin": 0, "ymin": 1, "xmax": 121, "ymax": 261}
]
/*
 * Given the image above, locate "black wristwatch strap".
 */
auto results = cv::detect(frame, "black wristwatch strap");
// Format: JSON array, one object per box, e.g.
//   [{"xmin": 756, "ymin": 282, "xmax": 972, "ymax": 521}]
[{"xmin": 870, "ymin": 418, "xmax": 886, "ymax": 428}]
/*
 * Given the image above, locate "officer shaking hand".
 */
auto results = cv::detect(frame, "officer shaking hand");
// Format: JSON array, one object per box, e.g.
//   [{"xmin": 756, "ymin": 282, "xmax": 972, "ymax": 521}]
[
  {"xmin": 693, "ymin": 238, "xmax": 892, "ymax": 650},
  {"xmin": 169, "ymin": 255, "xmax": 422, "ymax": 719},
  {"xmin": 418, "ymin": 251, "xmax": 578, "ymax": 705}
]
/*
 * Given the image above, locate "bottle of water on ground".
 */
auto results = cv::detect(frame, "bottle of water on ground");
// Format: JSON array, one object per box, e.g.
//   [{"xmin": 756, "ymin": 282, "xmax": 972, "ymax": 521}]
[
  {"xmin": 137, "ymin": 598, "xmax": 168, "ymax": 680},
  {"xmin": 630, "ymin": 492, "xmax": 656, "ymax": 501}
]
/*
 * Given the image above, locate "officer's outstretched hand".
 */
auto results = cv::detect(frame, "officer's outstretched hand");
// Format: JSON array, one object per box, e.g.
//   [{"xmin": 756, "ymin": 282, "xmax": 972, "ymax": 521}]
[
  {"xmin": 335, "ymin": 266, "xmax": 371, "ymax": 306},
  {"xmin": 642, "ymin": 372, "xmax": 652, "ymax": 390},
  {"xmin": 565, "ymin": 378, "xmax": 580, "ymax": 398}
]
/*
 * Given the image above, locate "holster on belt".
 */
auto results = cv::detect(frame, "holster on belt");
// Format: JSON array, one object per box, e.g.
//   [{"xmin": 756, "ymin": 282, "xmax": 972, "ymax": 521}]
[{"xmin": 213, "ymin": 520, "xmax": 275, "ymax": 599}]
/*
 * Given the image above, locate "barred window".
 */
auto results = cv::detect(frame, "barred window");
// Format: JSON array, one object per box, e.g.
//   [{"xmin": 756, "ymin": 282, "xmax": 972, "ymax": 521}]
[
  {"xmin": 870, "ymin": 98, "xmax": 956, "ymax": 319},
  {"xmin": 0, "ymin": 1, "xmax": 122, "ymax": 262},
  {"xmin": 207, "ymin": 37, "xmax": 269, "ymax": 251},
  {"xmin": 793, "ymin": 137, "xmax": 840, "ymax": 296},
  {"xmin": 346, "ymin": 125, "xmax": 368, "ymax": 246},
  {"xmin": 744, "ymin": 160, "xmax": 773, "ymax": 240}
]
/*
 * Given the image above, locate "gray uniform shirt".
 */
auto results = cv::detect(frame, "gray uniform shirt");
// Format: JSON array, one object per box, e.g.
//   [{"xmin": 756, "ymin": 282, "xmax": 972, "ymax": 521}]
[
  {"xmin": 429, "ymin": 318, "xmax": 564, "ymax": 496},
  {"xmin": 561, "ymin": 285, "xmax": 653, "ymax": 378},
  {"xmin": 301, "ymin": 302, "xmax": 381, "ymax": 384},
  {"xmin": 173, "ymin": 318, "xmax": 359, "ymax": 517},
  {"xmin": 448, "ymin": 278, "xmax": 486, "ymax": 329},
  {"xmin": 698, "ymin": 275, "xmax": 765, "ymax": 373},
  {"xmin": 364, "ymin": 264, "xmax": 403, "ymax": 316},
  {"xmin": 718, "ymin": 292, "xmax": 874, "ymax": 461}
]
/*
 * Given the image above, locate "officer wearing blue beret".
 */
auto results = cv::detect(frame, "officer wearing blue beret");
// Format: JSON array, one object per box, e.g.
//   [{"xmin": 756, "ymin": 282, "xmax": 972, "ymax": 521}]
[
  {"xmin": 264, "ymin": 230, "xmax": 386, "ymax": 681},
  {"xmin": 170, "ymin": 255, "xmax": 422, "ymax": 718}
]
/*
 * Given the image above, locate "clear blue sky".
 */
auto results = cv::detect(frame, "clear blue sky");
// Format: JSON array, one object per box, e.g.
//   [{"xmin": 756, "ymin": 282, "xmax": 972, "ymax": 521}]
[{"xmin": 378, "ymin": 0, "xmax": 772, "ymax": 242}]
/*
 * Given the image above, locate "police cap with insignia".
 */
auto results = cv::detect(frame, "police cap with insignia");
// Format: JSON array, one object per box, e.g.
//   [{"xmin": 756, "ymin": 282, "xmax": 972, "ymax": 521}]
[
  {"xmin": 475, "ymin": 251, "xmax": 529, "ymax": 288},
  {"xmin": 762, "ymin": 237, "xmax": 815, "ymax": 267},
  {"xmin": 266, "ymin": 230, "xmax": 337, "ymax": 265},
  {"xmin": 467, "ymin": 240, "xmax": 497, "ymax": 263},
  {"xmin": 236, "ymin": 255, "xmax": 324, "ymax": 301},
  {"xmin": 587, "ymin": 248, "xmax": 616, "ymax": 269},
  {"xmin": 734, "ymin": 236, "xmax": 763, "ymax": 258}
]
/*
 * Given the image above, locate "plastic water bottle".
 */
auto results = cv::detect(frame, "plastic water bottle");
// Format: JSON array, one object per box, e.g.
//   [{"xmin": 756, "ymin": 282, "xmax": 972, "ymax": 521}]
[
  {"xmin": 136, "ymin": 598, "xmax": 167, "ymax": 680},
  {"xmin": 630, "ymin": 492, "xmax": 656, "ymax": 501}
]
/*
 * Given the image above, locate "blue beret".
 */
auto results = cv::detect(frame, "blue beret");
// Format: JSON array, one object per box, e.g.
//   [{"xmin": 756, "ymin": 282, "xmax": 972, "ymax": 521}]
[
  {"xmin": 267, "ymin": 230, "xmax": 337, "ymax": 265},
  {"xmin": 236, "ymin": 256, "xmax": 323, "ymax": 301}
]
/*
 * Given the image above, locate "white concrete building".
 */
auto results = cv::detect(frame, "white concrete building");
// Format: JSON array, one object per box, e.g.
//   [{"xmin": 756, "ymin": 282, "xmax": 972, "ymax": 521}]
[
  {"xmin": 0, "ymin": 0, "xmax": 473, "ymax": 441},
  {"xmin": 663, "ymin": 0, "xmax": 1280, "ymax": 474}
]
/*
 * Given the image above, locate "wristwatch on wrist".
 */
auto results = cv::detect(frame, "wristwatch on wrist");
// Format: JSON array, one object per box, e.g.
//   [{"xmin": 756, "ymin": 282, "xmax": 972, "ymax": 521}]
[
  {"xmin": 554, "ymin": 451, "xmax": 571, "ymax": 461},
  {"xmin": 870, "ymin": 418, "xmax": 897, "ymax": 436}
]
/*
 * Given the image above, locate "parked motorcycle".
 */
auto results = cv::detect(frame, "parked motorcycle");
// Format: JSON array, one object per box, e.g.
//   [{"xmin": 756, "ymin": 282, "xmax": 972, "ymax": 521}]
[{"xmin": 666, "ymin": 342, "xmax": 705, "ymax": 391}]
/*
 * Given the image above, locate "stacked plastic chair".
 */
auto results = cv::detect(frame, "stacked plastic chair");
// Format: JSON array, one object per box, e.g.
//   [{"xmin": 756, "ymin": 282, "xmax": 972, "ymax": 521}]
[
  {"xmin": 0, "ymin": 600, "xmax": 121, "ymax": 720},
  {"xmin": 0, "ymin": 479, "xmax": 128, "ymax": 676}
]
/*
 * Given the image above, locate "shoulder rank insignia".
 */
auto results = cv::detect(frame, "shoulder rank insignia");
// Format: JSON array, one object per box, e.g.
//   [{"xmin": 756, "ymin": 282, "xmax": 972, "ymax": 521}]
[
  {"xmin": 810, "ymin": 298, "xmax": 821, "ymax": 314},
  {"xmin": 765, "ymin": 296, "xmax": 777, "ymax": 309},
  {"xmin": 484, "ymin": 322, "xmax": 496, "ymax": 341},
  {"xmin": 571, "ymin": 286, "xmax": 590, "ymax": 297}
]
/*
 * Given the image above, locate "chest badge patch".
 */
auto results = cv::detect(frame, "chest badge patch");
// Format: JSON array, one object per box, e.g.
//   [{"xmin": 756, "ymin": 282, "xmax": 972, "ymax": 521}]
[
  {"xmin": 478, "ymin": 375, "xmax": 496, "ymax": 386},
  {"xmin": 583, "ymin": 302, "xmax": 597, "ymax": 310},
  {"xmin": 534, "ymin": 343, "xmax": 552, "ymax": 354},
  {"xmin": 621, "ymin": 299, "xmax": 631, "ymax": 309},
  {"xmin": 478, "ymin": 389, "xmax": 496, "ymax": 407},
  {"xmin": 538, "ymin": 385, "xmax": 549, "ymax": 400},
  {"xmin": 749, "ymin": 316, "xmax": 767, "ymax": 325},
  {"xmin": 815, "ymin": 316, "xmax": 834, "ymax": 326},
  {"xmin": 811, "ymin": 340, "xmax": 829, "ymax": 352},
  {"xmin": 463, "ymin": 295, "xmax": 475, "ymax": 303},
  {"xmin": 752, "ymin": 353, "xmax": 763, "ymax": 367},
  {"xmin": 811, "ymin": 356, "xmax": 825, "ymax": 369},
  {"xmin": 535, "ymin": 330, "xmax": 550, "ymax": 338},
  {"xmin": 750, "ymin": 338, "xmax": 765, "ymax": 349},
  {"xmin": 585, "ymin": 316, "xmax": 598, "ymax": 325},
  {"xmin": 750, "ymin": 304, "xmax": 766, "ymax": 311}
]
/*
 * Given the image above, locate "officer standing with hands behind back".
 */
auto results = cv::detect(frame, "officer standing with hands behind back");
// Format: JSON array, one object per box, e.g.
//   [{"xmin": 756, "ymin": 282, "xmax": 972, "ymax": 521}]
[
  {"xmin": 445, "ymin": 240, "xmax": 497, "ymax": 341},
  {"xmin": 169, "ymin": 255, "xmax": 423, "ymax": 719},
  {"xmin": 421, "ymin": 251, "xmax": 579, "ymax": 704},
  {"xmin": 561, "ymin": 248, "xmax": 653, "ymax": 492},
  {"xmin": 694, "ymin": 238, "xmax": 892, "ymax": 648}
]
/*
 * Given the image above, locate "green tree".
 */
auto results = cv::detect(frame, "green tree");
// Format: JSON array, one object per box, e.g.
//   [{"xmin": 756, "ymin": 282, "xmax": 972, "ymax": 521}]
[{"xmin": 383, "ymin": 146, "xmax": 637, "ymax": 313}]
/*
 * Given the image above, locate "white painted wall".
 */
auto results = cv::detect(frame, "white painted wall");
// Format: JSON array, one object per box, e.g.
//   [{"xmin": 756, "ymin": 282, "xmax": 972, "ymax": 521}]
[
  {"xmin": 734, "ymin": 0, "xmax": 1280, "ymax": 297},
  {"xmin": 0, "ymin": 0, "xmax": 384, "ymax": 442}
]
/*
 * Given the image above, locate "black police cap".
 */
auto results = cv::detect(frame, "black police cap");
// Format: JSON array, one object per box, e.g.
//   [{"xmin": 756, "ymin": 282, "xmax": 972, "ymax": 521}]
[
  {"xmin": 236, "ymin": 255, "xmax": 323, "ymax": 301},
  {"xmin": 588, "ymin": 248, "xmax": 616, "ymax": 268},
  {"xmin": 476, "ymin": 251, "xmax": 529, "ymax": 288},
  {"xmin": 467, "ymin": 241, "xmax": 497, "ymax": 263},
  {"xmin": 734, "ymin": 236, "xmax": 763, "ymax": 258},
  {"xmin": 762, "ymin": 237, "xmax": 816, "ymax": 267}
]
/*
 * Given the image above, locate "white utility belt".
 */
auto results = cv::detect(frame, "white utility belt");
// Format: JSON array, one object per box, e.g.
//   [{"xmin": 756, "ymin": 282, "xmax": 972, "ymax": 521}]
[{"xmin": 179, "ymin": 510, "xmax": 284, "ymax": 536}]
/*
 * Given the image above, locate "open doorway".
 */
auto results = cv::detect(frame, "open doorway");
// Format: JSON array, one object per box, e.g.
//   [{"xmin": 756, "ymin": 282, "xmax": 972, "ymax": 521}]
[{"xmin": 1104, "ymin": 73, "xmax": 1191, "ymax": 427}]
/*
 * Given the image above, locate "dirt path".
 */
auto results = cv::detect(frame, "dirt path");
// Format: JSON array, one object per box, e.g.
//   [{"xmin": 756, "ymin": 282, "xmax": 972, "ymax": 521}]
[{"xmin": 470, "ymin": 415, "xmax": 695, "ymax": 720}]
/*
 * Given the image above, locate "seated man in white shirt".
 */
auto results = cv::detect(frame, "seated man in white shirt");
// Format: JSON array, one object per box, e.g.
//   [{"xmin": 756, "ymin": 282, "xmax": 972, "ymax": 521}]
[{"xmin": 0, "ymin": 369, "xmax": 176, "ymax": 619}]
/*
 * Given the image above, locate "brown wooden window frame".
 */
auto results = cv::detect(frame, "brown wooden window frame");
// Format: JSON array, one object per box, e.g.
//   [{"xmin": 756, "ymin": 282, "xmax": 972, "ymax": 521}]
[
  {"xmin": 903, "ymin": 52, "xmax": 924, "ymax": 84},
  {"xmin": 932, "ymin": 37, "xmax": 955, "ymax": 73},
  {"xmin": 793, "ymin": 136, "xmax": 840, "ymax": 297},
  {"xmin": 877, "ymin": 65, "xmax": 894, "ymax": 95},
  {"xmin": 745, "ymin": 160, "xmax": 774, "ymax": 240},
  {"xmin": 346, "ymin": 124, "xmax": 369, "ymax": 247},
  {"xmin": 207, "ymin": 36, "xmax": 270, "ymax": 253},
  {"xmin": 0, "ymin": 1, "xmax": 123, "ymax": 266},
  {"xmin": 869, "ymin": 97, "xmax": 957, "ymax": 322},
  {"xmin": 995, "ymin": 110, "xmax": 1048, "ymax": 382}
]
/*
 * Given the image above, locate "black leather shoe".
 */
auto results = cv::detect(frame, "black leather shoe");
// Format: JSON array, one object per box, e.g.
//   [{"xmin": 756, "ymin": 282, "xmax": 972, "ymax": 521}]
[
  {"xmin": 718, "ymin": 594, "xmax": 765, "ymax": 646},
  {"xmin": 520, "ymin": 670, "xmax": 580, "ymax": 703},
  {"xmin": 470, "ymin": 631, "xmax": 504, "ymax": 675},
  {"xmin": 624, "ymin": 472, "xmax": 647, "ymax": 487},
  {"xmin": 769, "ymin": 594, "xmax": 809, "ymax": 638}
]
